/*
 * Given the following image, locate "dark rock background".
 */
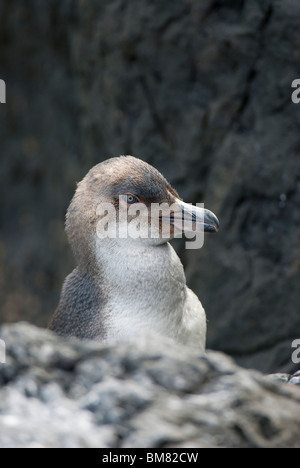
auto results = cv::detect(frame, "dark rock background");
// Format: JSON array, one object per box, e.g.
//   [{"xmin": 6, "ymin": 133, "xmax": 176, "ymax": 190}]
[{"xmin": 0, "ymin": 0, "xmax": 300, "ymax": 373}]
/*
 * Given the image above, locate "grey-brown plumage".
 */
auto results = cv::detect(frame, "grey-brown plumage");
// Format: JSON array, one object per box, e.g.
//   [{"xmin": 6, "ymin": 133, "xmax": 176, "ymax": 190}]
[
  {"xmin": 49, "ymin": 155, "xmax": 219, "ymax": 351},
  {"xmin": 49, "ymin": 268, "xmax": 106, "ymax": 339}
]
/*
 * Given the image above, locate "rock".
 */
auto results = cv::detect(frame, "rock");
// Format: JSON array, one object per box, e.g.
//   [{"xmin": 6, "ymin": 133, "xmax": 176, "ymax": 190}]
[
  {"xmin": 267, "ymin": 371, "xmax": 300, "ymax": 386},
  {"xmin": 0, "ymin": 322, "xmax": 299, "ymax": 448},
  {"xmin": 0, "ymin": 387, "xmax": 114, "ymax": 448},
  {"xmin": 268, "ymin": 373, "xmax": 290, "ymax": 384},
  {"xmin": 0, "ymin": 0, "xmax": 300, "ymax": 374},
  {"xmin": 289, "ymin": 371, "xmax": 300, "ymax": 386}
]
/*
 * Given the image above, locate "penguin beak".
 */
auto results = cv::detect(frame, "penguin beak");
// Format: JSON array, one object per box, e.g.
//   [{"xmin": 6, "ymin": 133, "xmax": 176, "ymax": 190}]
[{"xmin": 171, "ymin": 198, "xmax": 220, "ymax": 234}]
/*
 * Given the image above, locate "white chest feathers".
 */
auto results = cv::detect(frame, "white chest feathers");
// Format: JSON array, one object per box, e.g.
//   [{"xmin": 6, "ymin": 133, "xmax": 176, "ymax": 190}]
[{"xmin": 95, "ymin": 239, "xmax": 207, "ymax": 353}]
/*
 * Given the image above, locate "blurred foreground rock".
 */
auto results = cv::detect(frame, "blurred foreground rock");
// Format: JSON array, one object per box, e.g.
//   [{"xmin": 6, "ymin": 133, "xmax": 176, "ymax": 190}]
[{"xmin": 0, "ymin": 323, "xmax": 299, "ymax": 448}]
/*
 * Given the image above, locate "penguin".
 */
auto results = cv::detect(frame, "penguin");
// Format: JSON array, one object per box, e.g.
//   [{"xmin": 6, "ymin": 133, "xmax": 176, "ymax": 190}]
[{"xmin": 49, "ymin": 156, "xmax": 219, "ymax": 353}]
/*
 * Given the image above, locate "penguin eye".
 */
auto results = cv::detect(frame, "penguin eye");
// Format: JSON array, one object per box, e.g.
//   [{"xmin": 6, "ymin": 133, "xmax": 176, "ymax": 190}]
[{"xmin": 126, "ymin": 194, "xmax": 139, "ymax": 204}]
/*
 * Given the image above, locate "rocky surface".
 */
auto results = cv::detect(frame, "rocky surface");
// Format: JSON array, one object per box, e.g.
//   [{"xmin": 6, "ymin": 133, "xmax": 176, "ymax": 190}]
[
  {"xmin": 269, "ymin": 371, "xmax": 300, "ymax": 386},
  {"xmin": 0, "ymin": 322, "xmax": 299, "ymax": 448},
  {"xmin": 1, "ymin": 0, "xmax": 300, "ymax": 373}
]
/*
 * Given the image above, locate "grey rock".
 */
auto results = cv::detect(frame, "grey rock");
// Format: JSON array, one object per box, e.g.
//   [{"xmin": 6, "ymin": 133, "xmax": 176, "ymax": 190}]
[
  {"xmin": 0, "ymin": 387, "xmax": 113, "ymax": 448},
  {"xmin": 289, "ymin": 371, "xmax": 300, "ymax": 386},
  {"xmin": 79, "ymin": 379, "xmax": 153, "ymax": 425},
  {"xmin": 1, "ymin": 0, "xmax": 300, "ymax": 374},
  {"xmin": 267, "ymin": 373, "xmax": 290, "ymax": 384},
  {"xmin": 268, "ymin": 371, "xmax": 300, "ymax": 386},
  {"xmin": 289, "ymin": 376, "xmax": 300, "ymax": 386},
  {"xmin": 0, "ymin": 323, "xmax": 300, "ymax": 448}
]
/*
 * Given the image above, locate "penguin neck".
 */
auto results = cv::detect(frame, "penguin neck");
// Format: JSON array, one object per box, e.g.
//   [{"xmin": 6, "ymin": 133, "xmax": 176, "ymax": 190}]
[{"xmin": 93, "ymin": 237, "xmax": 187, "ymax": 332}]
